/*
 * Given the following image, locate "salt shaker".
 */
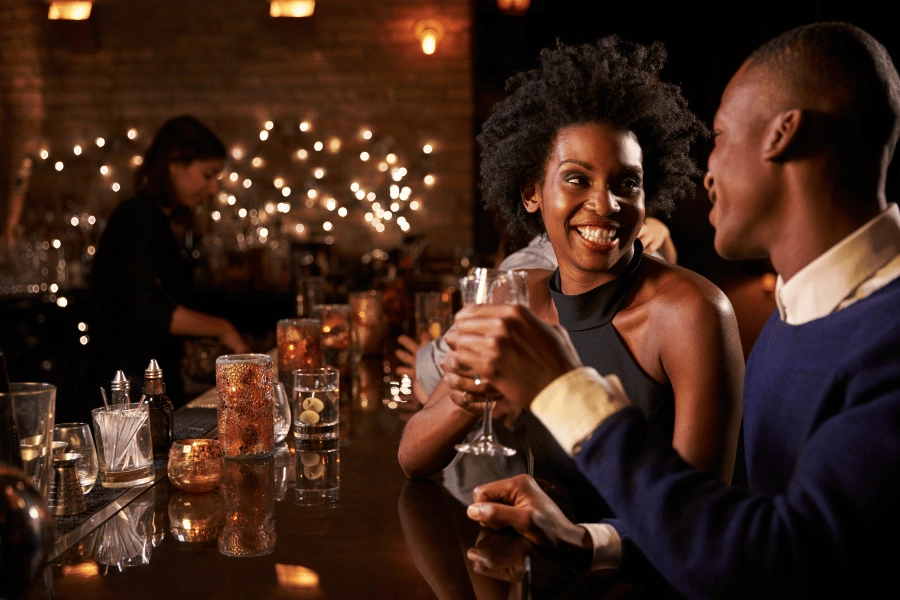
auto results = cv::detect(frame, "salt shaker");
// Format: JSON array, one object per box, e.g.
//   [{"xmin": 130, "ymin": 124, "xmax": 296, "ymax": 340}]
[{"xmin": 110, "ymin": 370, "xmax": 131, "ymax": 405}]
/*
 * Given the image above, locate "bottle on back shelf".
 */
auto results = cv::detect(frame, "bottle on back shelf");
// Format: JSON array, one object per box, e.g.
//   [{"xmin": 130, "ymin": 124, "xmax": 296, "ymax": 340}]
[{"xmin": 139, "ymin": 359, "xmax": 174, "ymax": 459}]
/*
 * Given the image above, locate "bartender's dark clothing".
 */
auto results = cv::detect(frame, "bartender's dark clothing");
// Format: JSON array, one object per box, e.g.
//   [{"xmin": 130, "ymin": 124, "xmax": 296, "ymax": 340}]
[{"xmin": 76, "ymin": 193, "xmax": 190, "ymax": 421}]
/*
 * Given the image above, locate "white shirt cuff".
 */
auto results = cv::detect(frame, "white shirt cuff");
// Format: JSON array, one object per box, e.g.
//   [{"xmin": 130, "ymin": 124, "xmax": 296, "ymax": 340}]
[
  {"xmin": 580, "ymin": 522, "xmax": 623, "ymax": 571},
  {"xmin": 530, "ymin": 367, "xmax": 630, "ymax": 457}
]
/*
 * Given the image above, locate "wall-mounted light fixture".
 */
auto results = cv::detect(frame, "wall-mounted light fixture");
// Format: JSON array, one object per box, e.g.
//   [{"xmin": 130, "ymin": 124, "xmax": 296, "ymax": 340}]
[
  {"xmin": 47, "ymin": 1, "xmax": 92, "ymax": 20},
  {"xmin": 269, "ymin": 0, "xmax": 315, "ymax": 17},
  {"xmin": 496, "ymin": 0, "xmax": 530, "ymax": 16},
  {"xmin": 414, "ymin": 19, "xmax": 444, "ymax": 56}
]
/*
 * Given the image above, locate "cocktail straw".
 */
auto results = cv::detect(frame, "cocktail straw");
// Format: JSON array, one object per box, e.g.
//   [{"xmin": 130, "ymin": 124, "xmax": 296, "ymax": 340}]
[{"xmin": 100, "ymin": 387, "xmax": 109, "ymax": 408}]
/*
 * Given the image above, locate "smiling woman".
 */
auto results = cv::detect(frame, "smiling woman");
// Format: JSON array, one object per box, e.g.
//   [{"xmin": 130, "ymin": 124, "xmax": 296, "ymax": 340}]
[
  {"xmin": 398, "ymin": 37, "xmax": 745, "ymax": 532},
  {"xmin": 71, "ymin": 116, "xmax": 250, "ymax": 423}
]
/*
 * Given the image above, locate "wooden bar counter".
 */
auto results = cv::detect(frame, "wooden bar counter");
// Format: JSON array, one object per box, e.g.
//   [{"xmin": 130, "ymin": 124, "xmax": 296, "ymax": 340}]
[
  {"xmin": 33, "ymin": 356, "xmax": 644, "ymax": 600},
  {"xmin": 41, "ymin": 359, "xmax": 447, "ymax": 599}
]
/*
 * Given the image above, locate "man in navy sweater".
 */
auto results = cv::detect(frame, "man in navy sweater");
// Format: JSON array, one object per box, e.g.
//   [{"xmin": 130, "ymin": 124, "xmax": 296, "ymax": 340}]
[{"xmin": 442, "ymin": 22, "xmax": 900, "ymax": 599}]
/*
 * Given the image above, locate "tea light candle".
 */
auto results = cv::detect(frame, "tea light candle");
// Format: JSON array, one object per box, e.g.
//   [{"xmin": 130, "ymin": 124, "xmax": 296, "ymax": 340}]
[{"xmin": 167, "ymin": 439, "xmax": 225, "ymax": 493}]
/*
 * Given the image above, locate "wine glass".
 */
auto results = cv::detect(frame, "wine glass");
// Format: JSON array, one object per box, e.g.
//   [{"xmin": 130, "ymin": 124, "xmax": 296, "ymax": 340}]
[
  {"xmin": 273, "ymin": 382, "xmax": 292, "ymax": 444},
  {"xmin": 454, "ymin": 268, "xmax": 529, "ymax": 457},
  {"xmin": 53, "ymin": 422, "xmax": 100, "ymax": 494}
]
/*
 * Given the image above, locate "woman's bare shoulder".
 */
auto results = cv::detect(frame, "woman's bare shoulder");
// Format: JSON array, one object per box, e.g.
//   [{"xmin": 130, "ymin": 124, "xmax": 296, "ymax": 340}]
[{"xmin": 639, "ymin": 256, "xmax": 735, "ymax": 321}]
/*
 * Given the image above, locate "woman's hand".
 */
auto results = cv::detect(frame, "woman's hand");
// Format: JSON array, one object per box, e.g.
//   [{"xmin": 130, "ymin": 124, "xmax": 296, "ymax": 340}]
[
  {"xmin": 639, "ymin": 217, "xmax": 677, "ymax": 263},
  {"xmin": 438, "ymin": 351, "xmax": 490, "ymax": 417},
  {"xmin": 395, "ymin": 332, "xmax": 434, "ymax": 379},
  {"xmin": 395, "ymin": 332, "xmax": 435, "ymax": 405}
]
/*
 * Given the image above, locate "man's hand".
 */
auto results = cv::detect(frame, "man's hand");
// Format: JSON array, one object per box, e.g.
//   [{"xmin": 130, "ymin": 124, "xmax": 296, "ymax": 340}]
[
  {"xmin": 444, "ymin": 305, "xmax": 582, "ymax": 410},
  {"xmin": 466, "ymin": 528, "xmax": 531, "ymax": 583},
  {"xmin": 466, "ymin": 474, "xmax": 593, "ymax": 572}
]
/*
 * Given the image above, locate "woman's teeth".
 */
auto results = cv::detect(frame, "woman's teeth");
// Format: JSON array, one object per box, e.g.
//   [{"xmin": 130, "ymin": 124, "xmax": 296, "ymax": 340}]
[{"xmin": 577, "ymin": 226, "xmax": 616, "ymax": 243}]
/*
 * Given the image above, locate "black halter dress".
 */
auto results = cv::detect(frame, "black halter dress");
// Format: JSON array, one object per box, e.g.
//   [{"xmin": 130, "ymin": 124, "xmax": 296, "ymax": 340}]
[{"xmin": 526, "ymin": 242, "xmax": 674, "ymax": 523}]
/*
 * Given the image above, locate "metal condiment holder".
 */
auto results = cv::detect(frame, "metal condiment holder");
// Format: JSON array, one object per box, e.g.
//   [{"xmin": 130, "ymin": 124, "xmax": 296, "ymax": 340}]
[{"xmin": 48, "ymin": 452, "xmax": 87, "ymax": 516}]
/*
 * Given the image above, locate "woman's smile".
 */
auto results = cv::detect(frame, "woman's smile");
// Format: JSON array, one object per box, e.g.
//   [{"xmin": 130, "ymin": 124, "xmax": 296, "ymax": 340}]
[{"xmin": 523, "ymin": 121, "xmax": 644, "ymax": 293}]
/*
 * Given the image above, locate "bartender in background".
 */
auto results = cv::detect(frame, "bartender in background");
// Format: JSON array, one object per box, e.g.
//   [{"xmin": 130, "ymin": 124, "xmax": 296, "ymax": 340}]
[{"xmin": 75, "ymin": 116, "xmax": 249, "ymax": 422}]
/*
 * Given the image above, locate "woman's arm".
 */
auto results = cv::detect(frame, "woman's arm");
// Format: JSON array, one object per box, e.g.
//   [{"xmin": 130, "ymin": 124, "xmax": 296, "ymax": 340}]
[
  {"xmin": 170, "ymin": 305, "xmax": 250, "ymax": 354},
  {"xmin": 397, "ymin": 377, "xmax": 483, "ymax": 478},
  {"xmin": 656, "ymin": 277, "xmax": 744, "ymax": 484}
]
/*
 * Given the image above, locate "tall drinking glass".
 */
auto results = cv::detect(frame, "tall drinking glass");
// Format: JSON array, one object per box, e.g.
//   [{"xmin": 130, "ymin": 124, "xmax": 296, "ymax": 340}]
[
  {"xmin": 2, "ymin": 383, "xmax": 57, "ymax": 500},
  {"xmin": 454, "ymin": 268, "xmax": 529, "ymax": 457}
]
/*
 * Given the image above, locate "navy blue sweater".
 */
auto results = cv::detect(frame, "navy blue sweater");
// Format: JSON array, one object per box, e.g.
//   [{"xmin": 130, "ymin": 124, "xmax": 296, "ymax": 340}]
[{"xmin": 578, "ymin": 276, "xmax": 900, "ymax": 599}]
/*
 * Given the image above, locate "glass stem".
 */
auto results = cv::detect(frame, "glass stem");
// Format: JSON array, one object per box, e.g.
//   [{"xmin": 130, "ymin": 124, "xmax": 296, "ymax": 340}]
[{"xmin": 481, "ymin": 395, "xmax": 494, "ymax": 440}]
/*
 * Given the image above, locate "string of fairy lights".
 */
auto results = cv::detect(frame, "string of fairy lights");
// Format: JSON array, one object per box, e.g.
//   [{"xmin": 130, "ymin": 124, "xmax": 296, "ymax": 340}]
[
  {"xmin": 34, "ymin": 118, "xmax": 437, "ymax": 239},
  {"xmin": 1, "ymin": 118, "xmax": 439, "ymax": 299}
]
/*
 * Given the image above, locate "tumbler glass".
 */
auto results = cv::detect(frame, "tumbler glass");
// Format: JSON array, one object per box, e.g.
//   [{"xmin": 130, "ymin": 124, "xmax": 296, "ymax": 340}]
[
  {"xmin": 91, "ymin": 403, "xmax": 155, "ymax": 488},
  {"xmin": 292, "ymin": 367, "xmax": 340, "ymax": 441},
  {"xmin": 53, "ymin": 423, "xmax": 99, "ymax": 494}
]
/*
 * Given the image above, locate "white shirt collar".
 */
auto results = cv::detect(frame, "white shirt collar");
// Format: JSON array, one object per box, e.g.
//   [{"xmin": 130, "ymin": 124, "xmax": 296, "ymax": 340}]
[{"xmin": 775, "ymin": 203, "xmax": 900, "ymax": 324}]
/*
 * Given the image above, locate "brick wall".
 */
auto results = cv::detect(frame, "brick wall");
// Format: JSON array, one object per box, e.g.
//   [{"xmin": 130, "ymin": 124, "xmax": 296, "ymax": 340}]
[{"xmin": 0, "ymin": 0, "xmax": 473, "ymax": 267}]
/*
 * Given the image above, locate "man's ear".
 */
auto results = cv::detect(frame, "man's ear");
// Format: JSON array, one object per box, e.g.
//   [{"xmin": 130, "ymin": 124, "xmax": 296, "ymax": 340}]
[
  {"xmin": 522, "ymin": 182, "xmax": 541, "ymax": 214},
  {"xmin": 762, "ymin": 109, "xmax": 803, "ymax": 161}
]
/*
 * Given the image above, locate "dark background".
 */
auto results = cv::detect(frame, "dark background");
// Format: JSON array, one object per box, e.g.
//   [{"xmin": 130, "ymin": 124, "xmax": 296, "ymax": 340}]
[
  {"xmin": 470, "ymin": 0, "xmax": 897, "ymax": 279},
  {"xmin": 2, "ymin": 1, "xmax": 895, "ymax": 404}
]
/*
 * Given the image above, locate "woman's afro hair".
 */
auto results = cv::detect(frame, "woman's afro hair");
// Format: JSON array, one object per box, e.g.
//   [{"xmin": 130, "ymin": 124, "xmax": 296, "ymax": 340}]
[{"xmin": 477, "ymin": 36, "xmax": 709, "ymax": 240}]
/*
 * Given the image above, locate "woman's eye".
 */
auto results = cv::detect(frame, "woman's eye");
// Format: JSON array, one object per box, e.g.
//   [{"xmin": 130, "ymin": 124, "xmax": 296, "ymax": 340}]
[{"xmin": 622, "ymin": 177, "xmax": 642, "ymax": 190}]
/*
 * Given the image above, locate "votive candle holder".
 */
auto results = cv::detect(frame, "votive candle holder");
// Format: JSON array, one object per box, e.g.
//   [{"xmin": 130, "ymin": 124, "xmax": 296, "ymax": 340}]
[
  {"xmin": 215, "ymin": 354, "xmax": 275, "ymax": 459},
  {"xmin": 276, "ymin": 318, "xmax": 323, "ymax": 393},
  {"xmin": 167, "ymin": 439, "xmax": 225, "ymax": 493}
]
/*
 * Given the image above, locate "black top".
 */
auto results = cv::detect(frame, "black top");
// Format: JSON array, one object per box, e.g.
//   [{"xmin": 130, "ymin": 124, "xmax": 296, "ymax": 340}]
[
  {"xmin": 77, "ymin": 193, "xmax": 191, "ymax": 420},
  {"xmin": 526, "ymin": 242, "xmax": 674, "ymax": 523}
]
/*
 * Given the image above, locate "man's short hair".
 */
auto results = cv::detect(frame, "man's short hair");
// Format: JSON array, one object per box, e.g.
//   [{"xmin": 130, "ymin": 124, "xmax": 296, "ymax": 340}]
[{"xmin": 747, "ymin": 22, "xmax": 900, "ymax": 169}]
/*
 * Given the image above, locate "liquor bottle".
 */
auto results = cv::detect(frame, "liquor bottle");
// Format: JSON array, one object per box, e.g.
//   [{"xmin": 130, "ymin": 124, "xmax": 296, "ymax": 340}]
[
  {"xmin": 139, "ymin": 359, "xmax": 174, "ymax": 459},
  {"xmin": 0, "ymin": 348, "xmax": 24, "ymax": 470}
]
